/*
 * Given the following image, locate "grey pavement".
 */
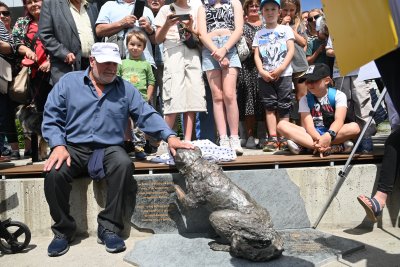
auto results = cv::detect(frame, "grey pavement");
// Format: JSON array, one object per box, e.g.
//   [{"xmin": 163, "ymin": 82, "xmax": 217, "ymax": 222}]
[{"xmin": 1, "ymin": 227, "xmax": 399, "ymax": 267}]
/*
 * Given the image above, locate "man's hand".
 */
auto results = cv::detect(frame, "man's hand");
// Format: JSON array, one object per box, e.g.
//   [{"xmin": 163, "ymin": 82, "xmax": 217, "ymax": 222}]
[
  {"xmin": 138, "ymin": 17, "xmax": 152, "ymax": 34},
  {"xmin": 167, "ymin": 136, "xmax": 195, "ymax": 156},
  {"xmin": 120, "ymin": 15, "xmax": 137, "ymax": 29},
  {"xmin": 43, "ymin": 146, "xmax": 71, "ymax": 172},
  {"xmin": 260, "ymin": 70, "xmax": 274, "ymax": 82},
  {"xmin": 64, "ymin": 53, "xmax": 76, "ymax": 65}
]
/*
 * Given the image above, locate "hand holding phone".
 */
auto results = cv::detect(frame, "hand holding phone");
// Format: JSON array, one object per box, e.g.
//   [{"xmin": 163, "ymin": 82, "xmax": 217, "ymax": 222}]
[{"xmin": 170, "ymin": 14, "xmax": 191, "ymax": 21}]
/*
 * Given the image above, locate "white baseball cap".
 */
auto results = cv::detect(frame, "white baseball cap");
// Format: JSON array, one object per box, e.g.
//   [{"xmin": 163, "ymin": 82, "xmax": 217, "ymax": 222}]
[{"xmin": 90, "ymin": 43, "xmax": 122, "ymax": 64}]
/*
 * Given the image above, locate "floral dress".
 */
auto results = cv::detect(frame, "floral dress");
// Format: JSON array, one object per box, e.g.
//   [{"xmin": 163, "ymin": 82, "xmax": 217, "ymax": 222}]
[{"xmin": 237, "ymin": 22, "xmax": 264, "ymax": 120}]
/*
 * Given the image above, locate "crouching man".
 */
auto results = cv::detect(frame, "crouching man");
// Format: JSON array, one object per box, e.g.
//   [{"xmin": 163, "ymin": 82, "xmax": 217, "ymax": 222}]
[
  {"xmin": 42, "ymin": 43, "xmax": 193, "ymax": 257},
  {"xmin": 277, "ymin": 63, "xmax": 360, "ymax": 157}
]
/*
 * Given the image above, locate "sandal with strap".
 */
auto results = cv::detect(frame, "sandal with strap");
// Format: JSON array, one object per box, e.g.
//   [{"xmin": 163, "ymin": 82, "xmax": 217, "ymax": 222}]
[{"xmin": 357, "ymin": 195, "xmax": 384, "ymax": 223}]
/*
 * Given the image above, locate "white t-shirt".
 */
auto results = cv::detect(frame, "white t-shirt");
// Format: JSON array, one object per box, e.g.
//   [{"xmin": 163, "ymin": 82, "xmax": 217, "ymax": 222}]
[
  {"xmin": 298, "ymin": 89, "xmax": 347, "ymax": 128},
  {"xmin": 154, "ymin": 3, "xmax": 198, "ymax": 50},
  {"xmin": 252, "ymin": 24, "xmax": 294, "ymax": 77}
]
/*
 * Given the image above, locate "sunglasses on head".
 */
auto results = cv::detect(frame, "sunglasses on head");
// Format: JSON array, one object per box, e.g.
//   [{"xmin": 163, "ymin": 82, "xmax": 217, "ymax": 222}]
[
  {"xmin": 0, "ymin": 11, "xmax": 10, "ymax": 16},
  {"xmin": 307, "ymin": 14, "xmax": 320, "ymax": 22}
]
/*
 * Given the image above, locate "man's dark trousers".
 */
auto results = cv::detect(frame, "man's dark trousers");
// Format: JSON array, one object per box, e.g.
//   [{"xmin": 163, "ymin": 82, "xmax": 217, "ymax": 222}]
[{"xmin": 44, "ymin": 144, "xmax": 135, "ymax": 240}]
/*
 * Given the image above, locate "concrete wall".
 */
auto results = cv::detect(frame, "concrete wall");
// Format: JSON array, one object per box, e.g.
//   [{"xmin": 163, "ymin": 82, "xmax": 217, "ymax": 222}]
[{"xmin": 0, "ymin": 164, "xmax": 399, "ymax": 237}]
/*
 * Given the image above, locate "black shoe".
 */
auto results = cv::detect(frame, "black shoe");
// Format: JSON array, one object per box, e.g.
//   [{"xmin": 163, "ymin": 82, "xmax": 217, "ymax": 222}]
[
  {"xmin": 97, "ymin": 225, "xmax": 126, "ymax": 253},
  {"xmin": 48, "ymin": 235, "xmax": 70, "ymax": 257}
]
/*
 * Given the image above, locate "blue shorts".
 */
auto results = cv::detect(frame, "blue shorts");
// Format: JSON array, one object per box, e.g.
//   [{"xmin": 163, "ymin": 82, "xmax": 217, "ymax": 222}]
[
  {"xmin": 202, "ymin": 35, "xmax": 242, "ymax": 71},
  {"xmin": 315, "ymin": 127, "xmax": 328, "ymax": 135}
]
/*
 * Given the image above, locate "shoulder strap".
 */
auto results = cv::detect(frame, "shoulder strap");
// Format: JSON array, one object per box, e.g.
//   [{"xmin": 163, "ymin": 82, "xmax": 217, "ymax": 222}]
[
  {"xmin": 306, "ymin": 92, "xmax": 315, "ymax": 110},
  {"xmin": 327, "ymin": 87, "xmax": 336, "ymax": 109}
]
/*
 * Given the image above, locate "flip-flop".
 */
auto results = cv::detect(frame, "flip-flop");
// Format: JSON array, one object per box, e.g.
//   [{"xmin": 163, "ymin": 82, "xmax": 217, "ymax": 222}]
[{"xmin": 357, "ymin": 195, "xmax": 383, "ymax": 223}]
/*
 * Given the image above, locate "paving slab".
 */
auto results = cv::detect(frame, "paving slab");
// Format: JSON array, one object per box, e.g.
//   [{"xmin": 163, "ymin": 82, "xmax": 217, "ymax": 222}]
[{"xmin": 124, "ymin": 229, "xmax": 364, "ymax": 267}]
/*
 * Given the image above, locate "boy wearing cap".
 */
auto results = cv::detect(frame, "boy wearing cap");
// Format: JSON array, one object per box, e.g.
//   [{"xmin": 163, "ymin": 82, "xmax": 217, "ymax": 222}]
[
  {"xmin": 42, "ymin": 43, "xmax": 194, "ymax": 257},
  {"xmin": 253, "ymin": 0, "xmax": 295, "ymax": 152},
  {"xmin": 277, "ymin": 63, "xmax": 360, "ymax": 157}
]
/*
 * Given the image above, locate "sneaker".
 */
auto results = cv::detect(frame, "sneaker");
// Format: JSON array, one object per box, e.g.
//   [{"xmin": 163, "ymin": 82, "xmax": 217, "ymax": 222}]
[
  {"xmin": 97, "ymin": 225, "xmax": 126, "ymax": 253},
  {"xmin": 324, "ymin": 143, "xmax": 345, "ymax": 156},
  {"xmin": 10, "ymin": 150, "xmax": 21, "ymax": 160},
  {"xmin": 287, "ymin": 140, "xmax": 306, "ymax": 155},
  {"xmin": 219, "ymin": 136, "xmax": 230, "ymax": 148},
  {"xmin": 134, "ymin": 147, "xmax": 147, "ymax": 161},
  {"xmin": 356, "ymin": 137, "xmax": 373, "ymax": 153},
  {"xmin": 245, "ymin": 136, "xmax": 257, "ymax": 149},
  {"xmin": 279, "ymin": 138, "xmax": 289, "ymax": 151},
  {"xmin": 262, "ymin": 138, "xmax": 279, "ymax": 152},
  {"xmin": 230, "ymin": 136, "xmax": 244, "ymax": 156},
  {"xmin": 48, "ymin": 235, "xmax": 70, "ymax": 257},
  {"xmin": 343, "ymin": 140, "xmax": 354, "ymax": 153}
]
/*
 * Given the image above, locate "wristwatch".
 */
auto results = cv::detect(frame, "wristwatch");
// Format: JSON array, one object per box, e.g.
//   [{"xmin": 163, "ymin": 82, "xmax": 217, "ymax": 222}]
[{"xmin": 327, "ymin": 130, "xmax": 336, "ymax": 141}]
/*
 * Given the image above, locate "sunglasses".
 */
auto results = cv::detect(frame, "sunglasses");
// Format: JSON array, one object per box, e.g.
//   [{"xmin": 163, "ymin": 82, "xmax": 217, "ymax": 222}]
[
  {"xmin": 0, "ymin": 11, "xmax": 10, "ymax": 16},
  {"xmin": 307, "ymin": 14, "xmax": 320, "ymax": 22}
]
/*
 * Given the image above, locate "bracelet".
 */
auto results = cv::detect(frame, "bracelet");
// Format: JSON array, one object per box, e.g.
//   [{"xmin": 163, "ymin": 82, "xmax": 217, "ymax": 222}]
[{"xmin": 223, "ymin": 46, "xmax": 229, "ymax": 53}]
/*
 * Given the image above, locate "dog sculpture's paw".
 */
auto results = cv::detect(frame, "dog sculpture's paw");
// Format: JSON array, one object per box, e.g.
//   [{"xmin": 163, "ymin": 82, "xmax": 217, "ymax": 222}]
[{"xmin": 208, "ymin": 241, "xmax": 230, "ymax": 252}]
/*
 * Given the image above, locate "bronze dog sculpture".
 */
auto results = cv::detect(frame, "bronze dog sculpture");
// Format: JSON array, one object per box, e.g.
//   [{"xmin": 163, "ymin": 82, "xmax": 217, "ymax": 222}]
[{"xmin": 173, "ymin": 148, "xmax": 284, "ymax": 262}]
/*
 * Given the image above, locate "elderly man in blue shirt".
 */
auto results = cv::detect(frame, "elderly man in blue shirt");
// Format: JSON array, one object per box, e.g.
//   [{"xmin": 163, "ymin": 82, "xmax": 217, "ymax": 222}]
[{"xmin": 42, "ymin": 42, "xmax": 193, "ymax": 257}]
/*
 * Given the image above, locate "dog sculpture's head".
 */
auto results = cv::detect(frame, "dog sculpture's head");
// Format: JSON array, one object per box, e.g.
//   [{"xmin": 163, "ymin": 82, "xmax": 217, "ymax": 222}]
[
  {"xmin": 230, "ymin": 229, "xmax": 284, "ymax": 262},
  {"xmin": 174, "ymin": 147, "xmax": 202, "ymax": 170}
]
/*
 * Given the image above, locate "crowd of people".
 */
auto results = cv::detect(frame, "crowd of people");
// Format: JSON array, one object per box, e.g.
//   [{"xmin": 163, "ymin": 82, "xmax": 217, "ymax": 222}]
[
  {"xmin": 0, "ymin": 0, "xmax": 399, "ymax": 257},
  {"xmin": 0, "ymin": 0, "xmax": 392, "ymax": 161}
]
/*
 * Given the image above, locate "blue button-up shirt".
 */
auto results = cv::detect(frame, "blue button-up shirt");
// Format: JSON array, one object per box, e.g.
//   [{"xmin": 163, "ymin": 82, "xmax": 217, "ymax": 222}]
[{"xmin": 42, "ymin": 68, "xmax": 175, "ymax": 148}]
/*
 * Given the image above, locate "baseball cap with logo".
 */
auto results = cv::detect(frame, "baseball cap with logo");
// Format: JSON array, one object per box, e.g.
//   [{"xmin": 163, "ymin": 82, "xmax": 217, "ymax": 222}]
[
  {"xmin": 90, "ymin": 43, "xmax": 122, "ymax": 64},
  {"xmin": 260, "ymin": 0, "xmax": 280, "ymax": 10},
  {"xmin": 298, "ymin": 63, "xmax": 331, "ymax": 83}
]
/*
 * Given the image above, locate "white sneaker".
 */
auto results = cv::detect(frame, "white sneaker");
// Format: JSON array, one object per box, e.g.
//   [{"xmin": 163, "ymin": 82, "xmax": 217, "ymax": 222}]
[
  {"xmin": 230, "ymin": 136, "xmax": 244, "ymax": 156},
  {"xmin": 343, "ymin": 140, "xmax": 354, "ymax": 153},
  {"xmin": 245, "ymin": 136, "xmax": 257, "ymax": 149},
  {"xmin": 219, "ymin": 136, "xmax": 230, "ymax": 148},
  {"xmin": 287, "ymin": 140, "xmax": 305, "ymax": 155}
]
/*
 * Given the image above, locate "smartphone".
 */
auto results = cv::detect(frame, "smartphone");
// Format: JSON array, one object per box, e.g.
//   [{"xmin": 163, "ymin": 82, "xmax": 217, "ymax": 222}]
[
  {"xmin": 171, "ymin": 14, "xmax": 190, "ymax": 21},
  {"xmin": 133, "ymin": 0, "xmax": 145, "ymax": 18}
]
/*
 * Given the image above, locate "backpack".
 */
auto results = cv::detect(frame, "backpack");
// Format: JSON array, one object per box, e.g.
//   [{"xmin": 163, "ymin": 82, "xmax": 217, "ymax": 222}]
[
  {"xmin": 306, "ymin": 87, "xmax": 337, "ymax": 128},
  {"xmin": 306, "ymin": 87, "xmax": 337, "ymax": 110}
]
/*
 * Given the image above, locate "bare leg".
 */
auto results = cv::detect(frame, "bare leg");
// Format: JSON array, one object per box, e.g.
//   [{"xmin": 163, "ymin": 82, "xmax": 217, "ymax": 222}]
[
  {"xmin": 183, "ymin": 112, "xmax": 195, "ymax": 141},
  {"xmin": 333, "ymin": 122, "xmax": 360, "ymax": 144},
  {"xmin": 222, "ymin": 67, "xmax": 239, "ymax": 136},
  {"xmin": 266, "ymin": 111, "xmax": 278, "ymax": 137},
  {"xmin": 164, "ymin": 113, "xmax": 178, "ymax": 129},
  {"xmin": 277, "ymin": 120, "xmax": 314, "ymax": 148},
  {"xmin": 207, "ymin": 70, "xmax": 227, "ymax": 137},
  {"xmin": 245, "ymin": 115, "xmax": 256, "ymax": 138}
]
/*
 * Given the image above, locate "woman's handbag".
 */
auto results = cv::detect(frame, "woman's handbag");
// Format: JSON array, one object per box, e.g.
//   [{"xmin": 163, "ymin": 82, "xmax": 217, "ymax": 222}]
[
  {"xmin": 9, "ymin": 66, "xmax": 30, "ymax": 103},
  {"xmin": 236, "ymin": 36, "xmax": 250, "ymax": 62},
  {"xmin": 0, "ymin": 57, "xmax": 12, "ymax": 94}
]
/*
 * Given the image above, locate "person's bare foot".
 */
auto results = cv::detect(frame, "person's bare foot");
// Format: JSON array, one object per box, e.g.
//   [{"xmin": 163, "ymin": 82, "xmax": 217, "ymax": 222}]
[{"xmin": 358, "ymin": 191, "xmax": 387, "ymax": 209}]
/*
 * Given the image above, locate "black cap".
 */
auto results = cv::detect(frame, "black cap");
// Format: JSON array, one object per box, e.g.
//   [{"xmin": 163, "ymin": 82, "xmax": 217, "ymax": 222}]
[{"xmin": 298, "ymin": 63, "xmax": 331, "ymax": 83}]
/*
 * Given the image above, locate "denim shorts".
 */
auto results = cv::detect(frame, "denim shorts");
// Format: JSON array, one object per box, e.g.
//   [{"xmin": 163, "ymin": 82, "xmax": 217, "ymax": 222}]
[{"xmin": 201, "ymin": 35, "xmax": 242, "ymax": 71}]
